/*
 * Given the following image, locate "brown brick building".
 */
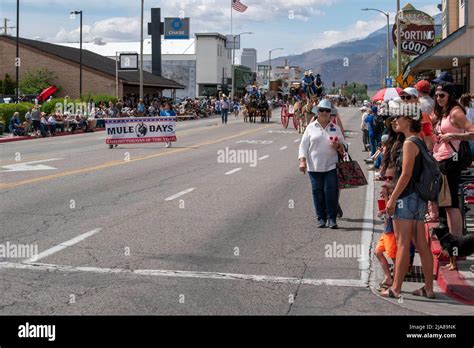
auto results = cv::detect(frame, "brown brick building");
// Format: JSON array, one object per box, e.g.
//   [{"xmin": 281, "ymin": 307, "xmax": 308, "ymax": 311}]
[{"xmin": 0, "ymin": 35, "xmax": 184, "ymax": 99}]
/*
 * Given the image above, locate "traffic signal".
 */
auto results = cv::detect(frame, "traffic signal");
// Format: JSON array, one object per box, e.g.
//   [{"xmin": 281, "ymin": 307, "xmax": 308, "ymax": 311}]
[
  {"xmin": 353, "ymin": 83, "xmax": 357, "ymax": 89},
  {"xmin": 332, "ymin": 81, "xmax": 336, "ymax": 88},
  {"xmin": 345, "ymin": 81, "xmax": 348, "ymax": 87}
]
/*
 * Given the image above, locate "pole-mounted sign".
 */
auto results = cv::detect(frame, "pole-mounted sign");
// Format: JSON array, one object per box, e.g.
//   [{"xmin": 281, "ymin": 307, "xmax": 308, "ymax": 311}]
[
  {"xmin": 164, "ymin": 18, "xmax": 190, "ymax": 39},
  {"xmin": 392, "ymin": 5, "xmax": 435, "ymax": 57}
]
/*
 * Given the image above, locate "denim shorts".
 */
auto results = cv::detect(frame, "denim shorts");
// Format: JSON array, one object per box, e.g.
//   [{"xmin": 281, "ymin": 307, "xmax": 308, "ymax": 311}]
[{"xmin": 393, "ymin": 192, "xmax": 427, "ymax": 221}]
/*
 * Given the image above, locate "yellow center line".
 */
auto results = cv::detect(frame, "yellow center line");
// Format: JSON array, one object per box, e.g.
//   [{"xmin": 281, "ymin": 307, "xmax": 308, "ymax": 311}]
[
  {"xmin": 0, "ymin": 122, "xmax": 221, "ymax": 167},
  {"xmin": 0, "ymin": 125, "xmax": 272, "ymax": 190}
]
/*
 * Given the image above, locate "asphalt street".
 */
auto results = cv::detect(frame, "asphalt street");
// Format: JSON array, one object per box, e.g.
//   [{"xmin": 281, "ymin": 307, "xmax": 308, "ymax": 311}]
[{"xmin": 0, "ymin": 108, "xmax": 444, "ymax": 315}]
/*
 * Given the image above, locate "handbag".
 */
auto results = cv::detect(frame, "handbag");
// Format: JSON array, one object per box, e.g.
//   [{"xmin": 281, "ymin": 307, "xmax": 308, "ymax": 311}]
[
  {"xmin": 337, "ymin": 152, "xmax": 368, "ymax": 189},
  {"xmin": 448, "ymin": 141, "xmax": 472, "ymax": 170},
  {"xmin": 438, "ymin": 174, "xmax": 452, "ymax": 207}
]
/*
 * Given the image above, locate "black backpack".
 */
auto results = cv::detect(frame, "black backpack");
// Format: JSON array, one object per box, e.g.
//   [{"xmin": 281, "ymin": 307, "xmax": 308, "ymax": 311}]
[
  {"xmin": 448, "ymin": 141, "xmax": 472, "ymax": 170},
  {"xmin": 408, "ymin": 137, "xmax": 443, "ymax": 202}
]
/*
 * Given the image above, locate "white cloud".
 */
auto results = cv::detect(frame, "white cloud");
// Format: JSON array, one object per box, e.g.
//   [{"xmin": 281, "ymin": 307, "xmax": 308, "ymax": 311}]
[
  {"xmin": 311, "ymin": 14, "xmax": 388, "ymax": 49},
  {"xmin": 419, "ymin": 5, "xmax": 442, "ymax": 16},
  {"xmin": 44, "ymin": 0, "xmax": 337, "ymax": 42}
]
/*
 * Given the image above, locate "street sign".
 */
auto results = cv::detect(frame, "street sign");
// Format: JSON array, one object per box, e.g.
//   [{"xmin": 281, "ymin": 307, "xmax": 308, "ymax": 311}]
[
  {"xmin": 395, "ymin": 74, "xmax": 415, "ymax": 88},
  {"xmin": 385, "ymin": 78, "xmax": 393, "ymax": 88},
  {"xmin": 392, "ymin": 5, "xmax": 435, "ymax": 56},
  {"xmin": 164, "ymin": 18, "xmax": 190, "ymax": 39},
  {"xmin": 226, "ymin": 35, "xmax": 241, "ymax": 50},
  {"xmin": 119, "ymin": 53, "xmax": 139, "ymax": 71}
]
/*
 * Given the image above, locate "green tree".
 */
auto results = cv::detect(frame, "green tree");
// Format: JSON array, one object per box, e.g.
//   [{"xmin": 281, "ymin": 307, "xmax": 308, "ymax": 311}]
[
  {"xmin": 1, "ymin": 74, "xmax": 17, "ymax": 95},
  {"xmin": 19, "ymin": 68, "xmax": 58, "ymax": 95}
]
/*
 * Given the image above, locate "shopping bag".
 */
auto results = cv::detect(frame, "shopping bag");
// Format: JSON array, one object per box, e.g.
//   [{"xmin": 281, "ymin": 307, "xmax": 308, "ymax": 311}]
[
  {"xmin": 337, "ymin": 153, "xmax": 368, "ymax": 189},
  {"xmin": 438, "ymin": 174, "xmax": 452, "ymax": 208}
]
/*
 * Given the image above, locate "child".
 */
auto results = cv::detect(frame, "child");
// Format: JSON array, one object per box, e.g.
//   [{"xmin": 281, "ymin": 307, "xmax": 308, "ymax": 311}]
[{"xmin": 375, "ymin": 181, "xmax": 397, "ymax": 291}]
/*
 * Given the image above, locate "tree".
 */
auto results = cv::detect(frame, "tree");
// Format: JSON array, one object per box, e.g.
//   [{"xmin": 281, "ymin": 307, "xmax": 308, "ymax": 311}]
[
  {"xmin": 19, "ymin": 68, "xmax": 58, "ymax": 95},
  {"xmin": 0, "ymin": 74, "xmax": 16, "ymax": 95}
]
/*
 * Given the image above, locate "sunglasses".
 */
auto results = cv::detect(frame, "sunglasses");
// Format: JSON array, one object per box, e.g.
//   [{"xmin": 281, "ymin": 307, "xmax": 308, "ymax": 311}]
[
  {"xmin": 400, "ymin": 95, "xmax": 416, "ymax": 101},
  {"xmin": 319, "ymin": 108, "xmax": 331, "ymax": 113},
  {"xmin": 435, "ymin": 93, "xmax": 447, "ymax": 99}
]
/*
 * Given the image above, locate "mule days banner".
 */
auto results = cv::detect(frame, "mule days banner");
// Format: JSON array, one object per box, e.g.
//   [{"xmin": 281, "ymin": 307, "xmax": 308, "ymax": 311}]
[{"xmin": 105, "ymin": 118, "xmax": 177, "ymax": 145}]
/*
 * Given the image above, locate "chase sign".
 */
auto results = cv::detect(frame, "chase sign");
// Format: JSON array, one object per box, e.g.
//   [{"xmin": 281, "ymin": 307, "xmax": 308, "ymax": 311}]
[{"xmin": 164, "ymin": 18, "xmax": 190, "ymax": 39}]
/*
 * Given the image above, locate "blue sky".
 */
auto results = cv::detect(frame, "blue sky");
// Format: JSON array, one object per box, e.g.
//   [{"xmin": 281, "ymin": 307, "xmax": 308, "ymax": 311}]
[{"xmin": 1, "ymin": 0, "xmax": 440, "ymax": 61}]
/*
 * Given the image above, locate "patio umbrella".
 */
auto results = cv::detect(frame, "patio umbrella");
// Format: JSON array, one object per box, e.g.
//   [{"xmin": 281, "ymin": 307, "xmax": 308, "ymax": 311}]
[
  {"xmin": 37, "ymin": 86, "xmax": 58, "ymax": 102},
  {"xmin": 372, "ymin": 87, "xmax": 403, "ymax": 102}
]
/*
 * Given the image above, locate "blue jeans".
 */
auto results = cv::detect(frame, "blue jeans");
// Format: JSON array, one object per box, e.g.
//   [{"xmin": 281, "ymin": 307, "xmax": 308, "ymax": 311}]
[
  {"xmin": 369, "ymin": 135, "xmax": 377, "ymax": 156},
  {"xmin": 309, "ymin": 169, "xmax": 339, "ymax": 222},
  {"xmin": 221, "ymin": 109, "xmax": 229, "ymax": 124}
]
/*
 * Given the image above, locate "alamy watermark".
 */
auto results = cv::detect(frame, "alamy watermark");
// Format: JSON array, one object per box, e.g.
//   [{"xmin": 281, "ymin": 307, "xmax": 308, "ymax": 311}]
[
  {"xmin": 325, "ymin": 242, "xmax": 367, "ymax": 261},
  {"xmin": 0, "ymin": 242, "xmax": 38, "ymax": 259},
  {"xmin": 217, "ymin": 147, "xmax": 258, "ymax": 167}
]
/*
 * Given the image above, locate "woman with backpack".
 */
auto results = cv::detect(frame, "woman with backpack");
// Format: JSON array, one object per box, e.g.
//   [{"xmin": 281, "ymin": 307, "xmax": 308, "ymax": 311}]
[
  {"xmin": 432, "ymin": 84, "xmax": 474, "ymax": 246},
  {"xmin": 382, "ymin": 101, "xmax": 435, "ymax": 299}
]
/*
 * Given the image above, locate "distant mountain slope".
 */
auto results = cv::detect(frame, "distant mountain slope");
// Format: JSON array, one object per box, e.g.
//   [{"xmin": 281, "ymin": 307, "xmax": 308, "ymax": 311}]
[{"xmin": 261, "ymin": 13, "xmax": 442, "ymax": 88}]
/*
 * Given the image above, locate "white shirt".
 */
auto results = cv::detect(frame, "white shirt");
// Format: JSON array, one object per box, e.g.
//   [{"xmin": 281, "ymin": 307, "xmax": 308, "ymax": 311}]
[
  {"xmin": 299, "ymin": 120, "xmax": 347, "ymax": 172},
  {"xmin": 360, "ymin": 112, "xmax": 369, "ymax": 131},
  {"xmin": 419, "ymin": 96, "xmax": 434, "ymax": 115}
]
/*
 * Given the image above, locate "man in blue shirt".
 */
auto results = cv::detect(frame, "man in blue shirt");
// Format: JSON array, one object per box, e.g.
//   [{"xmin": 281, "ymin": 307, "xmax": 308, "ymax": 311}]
[{"xmin": 364, "ymin": 107, "xmax": 377, "ymax": 156}]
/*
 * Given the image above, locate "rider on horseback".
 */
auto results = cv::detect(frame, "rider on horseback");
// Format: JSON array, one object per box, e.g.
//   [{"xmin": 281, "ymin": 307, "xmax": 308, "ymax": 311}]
[{"xmin": 301, "ymin": 71, "xmax": 316, "ymax": 98}]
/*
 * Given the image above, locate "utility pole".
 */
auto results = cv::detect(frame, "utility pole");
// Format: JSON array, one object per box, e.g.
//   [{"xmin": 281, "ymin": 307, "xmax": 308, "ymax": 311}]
[
  {"xmin": 139, "ymin": 0, "xmax": 144, "ymax": 100},
  {"xmin": 3, "ymin": 18, "xmax": 15, "ymax": 35},
  {"xmin": 396, "ymin": 0, "xmax": 401, "ymax": 82}
]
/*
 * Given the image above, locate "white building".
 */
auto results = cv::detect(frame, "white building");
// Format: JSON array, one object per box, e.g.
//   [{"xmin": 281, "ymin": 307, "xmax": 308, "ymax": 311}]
[
  {"xmin": 57, "ymin": 33, "xmax": 231, "ymax": 98},
  {"xmin": 195, "ymin": 33, "xmax": 232, "ymax": 96},
  {"xmin": 241, "ymin": 48, "xmax": 257, "ymax": 72}
]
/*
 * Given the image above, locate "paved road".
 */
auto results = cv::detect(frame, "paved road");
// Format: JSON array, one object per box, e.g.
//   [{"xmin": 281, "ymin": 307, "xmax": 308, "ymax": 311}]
[{"xmin": 0, "ymin": 108, "xmax": 434, "ymax": 315}]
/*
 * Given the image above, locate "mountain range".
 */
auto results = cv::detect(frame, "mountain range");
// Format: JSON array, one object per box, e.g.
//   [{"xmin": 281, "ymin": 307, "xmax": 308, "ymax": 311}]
[{"xmin": 260, "ymin": 14, "xmax": 442, "ymax": 89}]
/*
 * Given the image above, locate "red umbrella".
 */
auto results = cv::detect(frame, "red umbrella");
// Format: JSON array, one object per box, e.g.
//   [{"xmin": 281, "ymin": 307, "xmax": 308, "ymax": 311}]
[
  {"xmin": 37, "ymin": 86, "xmax": 58, "ymax": 102},
  {"xmin": 372, "ymin": 87, "xmax": 403, "ymax": 102}
]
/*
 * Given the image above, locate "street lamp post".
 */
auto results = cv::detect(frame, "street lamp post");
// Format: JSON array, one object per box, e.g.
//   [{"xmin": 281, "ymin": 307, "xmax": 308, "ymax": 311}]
[
  {"xmin": 231, "ymin": 31, "xmax": 253, "ymax": 101},
  {"xmin": 15, "ymin": 0, "xmax": 19, "ymax": 103},
  {"xmin": 139, "ymin": 0, "xmax": 144, "ymax": 100},
  {"xmin": 362, "ymin": 8, "xmax": 390, "ymax": 81},
  {"xmin": 70, "ymin": 10, "xmax": 83, "ymax": 98},
  {"xmin": 268, "ymin": 48, "xmax": 284, "ymax": 86},
  {"xmin": 396, "ymin": 0, "xmax": 402, "ymax": 82}
]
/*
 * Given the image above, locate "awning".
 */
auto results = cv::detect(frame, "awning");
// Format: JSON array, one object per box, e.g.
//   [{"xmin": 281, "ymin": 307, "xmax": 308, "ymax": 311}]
[{"xmin": 404, "ymin": 26, "xmax": 471, "ymax": 78}]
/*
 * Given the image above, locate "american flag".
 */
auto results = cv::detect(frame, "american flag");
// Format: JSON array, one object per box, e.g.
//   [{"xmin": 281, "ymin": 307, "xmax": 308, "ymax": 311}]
[{"xmin": 232, "ymin": 0, "xmax": 248, "ymax": 13}]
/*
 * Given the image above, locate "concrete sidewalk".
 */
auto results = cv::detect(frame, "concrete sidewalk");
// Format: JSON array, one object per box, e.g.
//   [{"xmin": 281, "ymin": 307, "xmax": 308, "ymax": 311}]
[{"xmin": 371, "ymin": 180, "xmax": 474, "ymax": 315}]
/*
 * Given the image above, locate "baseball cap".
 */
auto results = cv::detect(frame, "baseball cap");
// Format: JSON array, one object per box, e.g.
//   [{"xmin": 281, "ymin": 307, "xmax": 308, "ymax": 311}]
[
  {"xmin": 433, "ymin": 72, "xmax": 454, "ymax": 84},
  {"xmin": 403, "ymin": 87, "xmax": 419, "ymax": 97},
  {"xmin": 388, "ymin": 99, "xmax": 422, "ymax": 120},
  {"xmin": 415, "ymin": 80, "xmax": 431, "ymax": 93}
]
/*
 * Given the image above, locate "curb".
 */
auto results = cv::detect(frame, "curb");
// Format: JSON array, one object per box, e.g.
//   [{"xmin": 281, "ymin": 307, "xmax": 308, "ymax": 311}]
[
  {"xmin": 0, "ymin": 129, "xmax": 105, "ymax": 143},
  {"xmin": 437, "ymin": 262, "xmax": 474, "ymax": 306},
  {"xmin": 427, "ymin": 224, "xmax": 474, "ymax": 306}
]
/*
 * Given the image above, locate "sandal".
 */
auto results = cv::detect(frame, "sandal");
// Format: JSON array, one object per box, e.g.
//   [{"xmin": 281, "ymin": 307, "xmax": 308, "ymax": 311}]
[
  {"xmin": 380, "ymin": 288, "xmax": 401, "ymax": 299},
  {"xmin": 412, "ymin": 287, "xmax": 436, "ymax": 299},
  {"xmin": 376, "ymin": 282, "xmax": 392, "ymax": 292}
]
